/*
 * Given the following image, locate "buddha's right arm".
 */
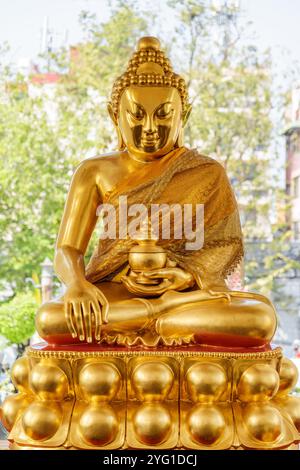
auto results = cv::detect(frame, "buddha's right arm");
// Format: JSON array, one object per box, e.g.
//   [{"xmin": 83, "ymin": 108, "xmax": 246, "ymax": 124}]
[
  {"xmin": 54, "ymin": 161, "xmax": 102, "ymax": 286},
  {"xmin": 54, "ymin": 246, "xmax": 86, "ymax": 286}
]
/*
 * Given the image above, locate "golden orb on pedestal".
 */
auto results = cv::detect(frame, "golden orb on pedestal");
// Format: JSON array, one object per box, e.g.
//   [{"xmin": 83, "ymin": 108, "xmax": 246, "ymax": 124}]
[
  {"xmin": 242, "ymin": 403, "xmax": 283, "ymax": 443},
  {"xmin": 187, "ymin": 404, "xmax": 226, "ymax": 445},
  {"xmin": 186, "ymin": 362, "xmax": 227, "ymax": 403},
  {"xmin": 133, "ymin": 403, "xmax": 172, "ymax": 445},
  {"xmin": 22, "ymin": 402, "xmax": 62, "ymax": 441},
  {"xmin": 277, "ymin": 358, "xmax": 298, "ymax": 396},
  {"xmin": 79, "ymin": 404, "xmax": 119, "ymax": 446},
  {"xmin": 30, "ymin": 363, "xmax": 69, "ymax": 400},
  {"xmin": 11, "ymin": 357, "xmax": 30, "ymax": 392},
  {"xmin": 1, "ymin": 394, "xmax": 31, "ymax": 431},
  {"xmin": 78, "ymin": 362, "xmax": 121, "ymax": 402},
  {"xmin": 237, "ymin": 364, "xmax": 279, "ymax": 402},
  {"xmin": 131, "ymin": 362, "xmax": 174, "ymax": 401}
]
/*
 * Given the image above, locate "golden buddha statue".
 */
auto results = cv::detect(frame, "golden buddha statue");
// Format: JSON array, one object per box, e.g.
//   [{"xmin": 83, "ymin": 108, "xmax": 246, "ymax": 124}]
[
  {"xmin": 35, "ymin": 36, "xmax": 276, "ymax": 349},
  {"xmin": 2, "ymin": 36, "xmax": 300, "ymax": 451}
]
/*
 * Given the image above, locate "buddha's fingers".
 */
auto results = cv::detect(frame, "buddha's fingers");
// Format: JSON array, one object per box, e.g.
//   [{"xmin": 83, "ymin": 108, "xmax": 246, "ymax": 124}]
[
  {"xmin": 96, "ymin": 291, "xmax": 109, "ymax": 324},
  {"xmin": 145, "ymin": 270, "xmax": 169, "ymax": 278},
  {"xmin": 91, "ymin": 301, "xmax": 101, "ymax": 341},
  {"xmin": 65, "ymin": 302, "xmax": 77, "ymax": 338},
  {"xmin": 122, "ymin": 275, "xmax": 171, "ymax": 295},
  {"xmin": 82, "ymin": 301, "xmax": 92, "ymax": 343},
  {"xmin": 144, "ymin": 280, "xmax": 172, "ymax": 295},
  {"xmin": 166, "ymin": 257, "xmax": 177, "ymax": 267},
  {"xmin": 72, "ymin": 302, "xmax": 85, "ymax": 341}
]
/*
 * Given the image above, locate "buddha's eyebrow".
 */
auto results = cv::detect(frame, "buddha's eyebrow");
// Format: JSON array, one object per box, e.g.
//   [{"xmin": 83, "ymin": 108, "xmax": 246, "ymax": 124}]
[{"xmin": 130, "ymin": 101, "xmax": 146, "ymax": 112}]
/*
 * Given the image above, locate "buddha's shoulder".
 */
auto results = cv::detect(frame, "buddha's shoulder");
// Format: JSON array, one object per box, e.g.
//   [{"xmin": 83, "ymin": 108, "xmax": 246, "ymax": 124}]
[
  {"xmin": 191, "ymin": 150, "xmax": 227, "ymax": 174},
  {"xmin": 74, "ymin": 151, "xmax": 124, "ymax": 175}
]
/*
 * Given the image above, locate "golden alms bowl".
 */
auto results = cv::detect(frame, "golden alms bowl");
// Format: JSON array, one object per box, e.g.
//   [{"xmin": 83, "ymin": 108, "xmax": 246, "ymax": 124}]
[{"xmin": 128, "ymin": 239, "xmax": 167, "ymax": 272}]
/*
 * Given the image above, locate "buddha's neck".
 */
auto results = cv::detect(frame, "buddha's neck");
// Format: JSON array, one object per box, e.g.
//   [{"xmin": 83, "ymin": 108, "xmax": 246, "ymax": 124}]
[
  {"xmin": 127, "ymin": 152, "xmax": 163, "ymax": 164},
  {"xmin": 126, "ymin": 147, "xmax": 180, "ymax": 166}
]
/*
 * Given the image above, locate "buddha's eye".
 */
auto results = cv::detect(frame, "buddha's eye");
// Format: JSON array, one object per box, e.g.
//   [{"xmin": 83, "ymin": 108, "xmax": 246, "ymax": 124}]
[
  {"xmin": 155, "ymin": 103, "xmax": 173, "ymax": 119},
  {"xmin": 127, "ymin": 103, "xmax": 145, "ymax": 121}
]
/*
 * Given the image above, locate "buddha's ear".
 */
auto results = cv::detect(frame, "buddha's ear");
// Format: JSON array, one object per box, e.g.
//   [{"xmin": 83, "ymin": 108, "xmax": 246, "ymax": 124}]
[
  {"xmin": 107, "ymin": 102, "xmax": 126, "ymax": 151},
  {"xmin": 182, "ymin": 104, "xmax": 192, "ymax": 128},
  {"xmin": 175, "ymin": 104, "xmax": 192, "ymax": 148},
  {"xmin": 107, "ymin": 102, "xmax": 117, "ymax": 126}
]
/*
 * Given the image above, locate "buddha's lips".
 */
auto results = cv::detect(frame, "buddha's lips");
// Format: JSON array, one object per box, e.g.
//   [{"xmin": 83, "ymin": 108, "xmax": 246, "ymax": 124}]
[{"xmin": 141, "ymin": 137, "xmax": 159, "ymax": 147}]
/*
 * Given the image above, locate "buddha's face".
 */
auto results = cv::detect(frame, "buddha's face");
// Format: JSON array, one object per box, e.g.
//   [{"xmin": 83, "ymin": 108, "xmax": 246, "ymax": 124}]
[{"xmin": 118, "ymin": 86, "xmax": 182, "ymax": 160}]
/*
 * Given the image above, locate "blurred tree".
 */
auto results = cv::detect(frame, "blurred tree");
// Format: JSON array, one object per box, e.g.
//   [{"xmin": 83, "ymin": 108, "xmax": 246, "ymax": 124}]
[
  {"xmin": 48, "ymin": 1, "xmax": 148, "ymax": 161},
  {"xmin": 0, "ymin": 2, "xmax": 148, "ymax": 292},
  {"xmin": 0, "ymin": 0, "xmax": 298, "ymax": 318},
  {"xmin": 165, "ymin": 0, "xmax": 300, "ymax": 300},
  {"xmin": 0, "ymin": 76, "xmax": 72, "ymax": 291},
  {"xmin": 0, "ymin": 292, "xmax": 37, "ymax": 345}
]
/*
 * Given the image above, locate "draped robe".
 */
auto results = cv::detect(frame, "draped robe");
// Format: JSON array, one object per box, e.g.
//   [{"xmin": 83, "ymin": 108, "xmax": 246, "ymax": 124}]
[{"xmin": 85, "ymin": 147, "xmax": 244, "ymax": 289}]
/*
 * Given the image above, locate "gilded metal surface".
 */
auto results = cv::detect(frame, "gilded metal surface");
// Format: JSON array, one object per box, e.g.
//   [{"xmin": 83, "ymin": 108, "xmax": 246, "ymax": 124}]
[
  {"xmin": 127, "ymin": 356, "xmax": 178, "ymax": 401},
  {"xmin": 11, "ymin": 357, "xmax": 30, "ymax": 393},
  {"xmin": 126, "ymin": 356, "xmax": 178, "ymax": 449},
  {"xmin": 2, "ymin": 347, "xmax": 300, "ymax": 450},
  {"xmin": 233, "ymin": 402, "xmax": 299, "ymax": 449},
  {"xmin": 10, "ymin": 400, "xmax": 74, "ymax": 448},
  {"xmin": 69, "ymin": 357, "xmax": 126, "ymax": 449},
  {"xmin": 73, "ymin": 358, "xmax": 125, "ymax": 402},
  {"xmin": 31, "ymin": 36, "xmax": 278, "ymax": 349},
  {"xmin": 274, "ymin": 397, "xmax": 300, "ymax": 432},
  {"xmin": 236, "ymin": 364, "xmax": 280, "ymax": 403},
  {"xmin": 70, "ymin": 402, "xmax": 125, "ymax": 450},
  {"xmin": 180, "ymin": 403, "xmax": 234, "ymax": 450},
  {"xmin": 277, "ymin": 357, "xmax": 299, "ymax": 396},
  {"xmin": 26, "ymin": 346, "xmax": 283, "ymax": 360},
  {"xmin": 232, "ymin": 355, "xmax": 280, "ymax": 401},
  {"xmin": 1, "ymin": 394, "xmax": 33, "ymax": 432},
  {"xmin": 127, "ymin": 402, "xmax": 178, "ymax": 449},
  {"xmin": 182, "ymin": 358, "xmax": 231, "ymax": 403},
  {"xmin": 1, "ymin": 37, "xmax": 299, "ymax": 451}
]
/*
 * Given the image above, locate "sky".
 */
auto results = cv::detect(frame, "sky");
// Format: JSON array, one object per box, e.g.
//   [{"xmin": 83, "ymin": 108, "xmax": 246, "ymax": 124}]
[
  {"xmin": 0, "ymin": 0, "xmax": 300, "ymax": 74},
  {"xmin": 240, "ymin": 0, "xmax": 300, "ymax": 74},
  {"xmin": 0, "ymin": 0, "xmax": 110, "ymax": 65}
]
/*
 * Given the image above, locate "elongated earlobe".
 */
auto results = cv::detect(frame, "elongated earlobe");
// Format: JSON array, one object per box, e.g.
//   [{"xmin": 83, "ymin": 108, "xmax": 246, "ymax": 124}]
[
  {"xmin": 107, "ymin": 102, "xmax": 126, "ymax": 151},
  {"xmin": 182, "ymin": 104, "xmax": 192, "ymax": 127},
  {"xmin": 175, "ymin": 105, "xmax": 192, "ymax": 147},
  {"xmin": 175, "ymin": 128, "xmax": 184, "ymax": 148}
]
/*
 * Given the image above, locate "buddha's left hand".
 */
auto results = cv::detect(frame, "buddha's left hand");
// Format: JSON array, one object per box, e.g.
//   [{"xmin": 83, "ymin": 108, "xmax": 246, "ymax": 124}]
[{"xmin": 121, "ymin": 266, "xmax": 194, "ymax": 296}]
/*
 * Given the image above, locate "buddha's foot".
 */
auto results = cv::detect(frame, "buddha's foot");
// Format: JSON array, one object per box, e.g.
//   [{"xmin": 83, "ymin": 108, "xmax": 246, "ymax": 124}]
[{"xmin": 1, "ymin": 345, "xmax": 300, "ymax": 450}]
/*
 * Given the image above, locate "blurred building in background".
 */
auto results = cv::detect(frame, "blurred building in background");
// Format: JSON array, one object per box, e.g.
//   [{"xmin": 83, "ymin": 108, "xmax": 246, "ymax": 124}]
[
  {"xmin": 284, "ymin": 86, "xmax": 300, "ymax": 240},
  {"xmin": 274, "ymin": 85, "xmax": 300, "ymax": 356}
]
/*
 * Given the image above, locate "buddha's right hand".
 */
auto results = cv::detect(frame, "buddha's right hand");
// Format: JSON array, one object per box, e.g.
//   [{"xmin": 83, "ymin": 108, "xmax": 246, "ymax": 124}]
[{"xmin": 63, "ymin": 280, "xmax": 109, "ymax": 343}]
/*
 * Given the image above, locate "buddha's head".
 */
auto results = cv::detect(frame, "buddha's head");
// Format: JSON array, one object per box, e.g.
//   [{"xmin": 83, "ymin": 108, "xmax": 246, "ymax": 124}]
[{"xmin": 108, "ymin": 37, "xmax": 191, "ymax": 161}]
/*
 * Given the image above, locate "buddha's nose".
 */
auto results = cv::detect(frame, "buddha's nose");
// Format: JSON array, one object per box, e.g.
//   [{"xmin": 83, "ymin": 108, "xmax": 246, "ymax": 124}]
[{"xmin": 144, "ymin": 114, "xmax": 157, "ymax": 135}]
